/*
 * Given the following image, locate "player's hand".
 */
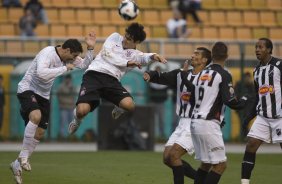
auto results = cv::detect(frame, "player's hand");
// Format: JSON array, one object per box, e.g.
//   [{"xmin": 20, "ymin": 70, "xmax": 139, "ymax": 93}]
[
  {"xmin": 143, "ymin": 72, "xmax": 151, "ymax": 82},
  {"xmin": 66, "ymin": 63, "xmax": 75, "ymax": 71},
  {"xmin": 183, "ymin": 58, "xmax": 191, "ymax": 71},
  {"xmin": 127, "ymin": 61, "xmax": 142, "ymax": 69},
  {"xmin": 85, "ymin": 30, "xmax": 96, "ymax": 49},
  {"xmin": 151, "ymin": 54, "xmax": 167, "ymax": 64}
]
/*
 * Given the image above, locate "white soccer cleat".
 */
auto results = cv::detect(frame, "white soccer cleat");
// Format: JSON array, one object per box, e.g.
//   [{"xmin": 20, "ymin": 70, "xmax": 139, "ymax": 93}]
[
  {"xmin": 10, "ymin": 160, "xmax": 23, "ymax": 184},
  {"xmin": 68, "ymin": 119, "xmax": 80, "ymax": 134},
  {"xmin": 19, "ymin": 157, "xmax": 31, "ymax": 171},
  {"xmin": 112, "ymin": 106, "xmax": 125, "ymax": 120}
]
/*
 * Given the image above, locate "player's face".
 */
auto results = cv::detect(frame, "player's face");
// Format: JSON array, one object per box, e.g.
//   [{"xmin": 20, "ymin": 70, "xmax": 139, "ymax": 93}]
[
  {"xmin": 122, "ymin": 34, "xmax": 139, "ymax": 49},
  {"xmin": 62, "ymin": 49, "xmax": 80, "ymax": 62},
  {"xmin": 255, "ymin": 40, "xmax": 270, "ymax": 61},
  {"xmin": 191, "ymin": 49, "xmax": 203, "ymax": 67}
]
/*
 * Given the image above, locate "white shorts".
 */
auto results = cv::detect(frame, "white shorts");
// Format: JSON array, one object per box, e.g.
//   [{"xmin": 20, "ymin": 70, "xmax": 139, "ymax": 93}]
[
  {"xmin": 248, "ymin": 115, "xmax": 282, "ymax": 144},
  {"xmin": 165, "ymin": 117, "xmax": 194, "ymax": 155},
  {"xmin": 190, "ymin": 119, "xmax": 227, "ymax": 164}
]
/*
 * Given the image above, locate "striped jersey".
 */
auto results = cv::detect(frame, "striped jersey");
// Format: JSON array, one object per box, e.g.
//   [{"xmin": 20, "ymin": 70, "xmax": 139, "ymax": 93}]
[
  {"xmin": 192, "ymin": 63, "xmax": 247, "ymax": 124},
  {"xmin": 147, "ymin": 69, "xmax": 196, "ymax": 118},
  {"xmin": 253, "ymin": 57, "xmax": 282, "ymax": 119},
  {"xmin": 18, "ymin": 46, "xmax": 94, "ymax": 99}
]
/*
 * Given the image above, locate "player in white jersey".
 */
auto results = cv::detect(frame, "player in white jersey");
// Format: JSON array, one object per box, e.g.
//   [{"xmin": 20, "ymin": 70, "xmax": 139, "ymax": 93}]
[
  {"xmin": 68, "ymin": 23, "xmax": 167, "ymax": 134},
  {"xmin": 143, "ymin": 47, "xmax": 212, "ymax": 184},
  {"xmin": 191, "ymin": 42, "xmax": 249, "ymax": 184},
  {"xmin": 10, "ymin": 31, "xmax": 96, "ymax": 184},
  {"xmin": 241, "ymin": 38, "xmax": 282, "ymax": 184}
]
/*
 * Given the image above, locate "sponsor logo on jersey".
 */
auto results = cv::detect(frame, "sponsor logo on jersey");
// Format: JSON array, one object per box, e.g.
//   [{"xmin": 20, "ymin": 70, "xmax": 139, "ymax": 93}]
[
  {"xmin": 259, "ymin": 85, "xmax": 275, "ymax": 96},
  {"xmin": 200, "ymin": 74, "xmax": 211, "ymax": 81},
  {"xmin": 80, "ymin": 87, "xmax": 86, "ymax": 96},
  {"xmin": 181, "ymin": 92, "xmax": 191, "ymax": 103},
  {"xmin": 31, "ymin": 95, "xmax": 37, "ymax": 103},
  {"xmin": 125, "ymin": 50, "xmax": 133, "ymax": 57}
]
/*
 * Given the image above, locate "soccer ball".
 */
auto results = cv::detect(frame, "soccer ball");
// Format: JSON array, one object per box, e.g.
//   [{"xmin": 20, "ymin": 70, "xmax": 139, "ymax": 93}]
[{"xmin": 118, "ymin": 0, "xmax": 139, "ymax": 21}]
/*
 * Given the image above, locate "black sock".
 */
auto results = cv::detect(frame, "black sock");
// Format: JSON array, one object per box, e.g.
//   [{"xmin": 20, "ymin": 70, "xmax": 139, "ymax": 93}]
[
  {"xmin": 181, "ymin": 159, "xmax": 196, "ymax": 179},
  {"xmin": 194, "ymin": 168, "xmax": 208, "ymax": 184},
  {"xmin": 172, "ymin": 166, "xmax": 184, "ymax": 184},
  {"xmin": 204, "ymin": 171, "xmax": 221, "ymax": 184},
  {"xmin": 241, "ymin": 151, "xmax": 256, "ymax": 179}
]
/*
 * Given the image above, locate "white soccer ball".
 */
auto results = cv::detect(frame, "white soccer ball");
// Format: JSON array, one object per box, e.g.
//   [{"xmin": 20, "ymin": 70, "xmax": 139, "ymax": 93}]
[{"xmin": 118, "ymin": 0, "xmax": 139, "ymax": 21}]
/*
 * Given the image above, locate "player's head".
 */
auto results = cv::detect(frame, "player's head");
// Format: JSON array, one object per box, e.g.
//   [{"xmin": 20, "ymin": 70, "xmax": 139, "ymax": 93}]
[
  {"xmin": 191, "ymin": 47, "xmax": 211, "ymax": 69},
  {"xmin": 212, "ymin": 42, "xmax": 228, "ymax": 61},
  {"xmin": 123, "ymin": 23, "xmax": 146, "ymax": 49},
  {"xmin": 255, "ymin": 38, "xmax": 273, "ymax": 61},
  {"xmin": 61, "ymin": 39, "xmax": 83, "ymax": 61}
]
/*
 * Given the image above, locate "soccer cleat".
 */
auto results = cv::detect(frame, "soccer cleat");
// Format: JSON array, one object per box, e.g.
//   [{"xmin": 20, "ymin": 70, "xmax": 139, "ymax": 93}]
[
  {"xmin": 19, "ymin": 157, "xmax": 31, "ymax": 171},
  {"xmin": 10, "ymin": 160, "xmax": 23, "ymax": 184},
  {"xmin": 112, "ymin": 106, "xmax": 125, "ymax": 120},
  {"xmin": 68, "ymin": 119, "xmax": 80, "ymax": 134}
]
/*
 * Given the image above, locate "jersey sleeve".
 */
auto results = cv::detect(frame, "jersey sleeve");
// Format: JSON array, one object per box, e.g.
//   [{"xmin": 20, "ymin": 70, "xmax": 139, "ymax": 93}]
[
  {"xmin": 36, "ymin": 51, "xmax": 67, "ymax": 82},
  {"xmin": 147, "ymin": 69, "xmax": 180, "ymax": 88},
  {"xmin": 220, "ymin": 70, "xmax": 247, "ymax": 109},
  {"xmin": 73, "ymin": 50, "xmax": 94, "ymax": 69}
]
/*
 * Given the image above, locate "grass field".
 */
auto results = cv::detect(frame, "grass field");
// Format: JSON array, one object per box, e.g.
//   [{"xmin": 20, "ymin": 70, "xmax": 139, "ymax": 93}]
[{"xmin": 0, "ymin": 151, "xmax": 281, "ymax": 184}]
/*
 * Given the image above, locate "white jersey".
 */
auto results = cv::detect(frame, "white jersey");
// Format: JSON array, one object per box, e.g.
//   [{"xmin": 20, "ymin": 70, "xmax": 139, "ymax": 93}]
[
  {"xmin": 86, "ymin": 32, "xmax": 155, "ymax": 80},
  {"xmin": 18, "ymin": 46, "xmax": 94, "ymax": 99}
]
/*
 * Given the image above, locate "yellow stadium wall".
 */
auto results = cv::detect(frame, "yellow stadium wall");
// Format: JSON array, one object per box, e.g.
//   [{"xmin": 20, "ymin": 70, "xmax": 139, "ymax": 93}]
[{"xmin": 0, "ymin": 65, "xmax": 14, "ymax": 138}]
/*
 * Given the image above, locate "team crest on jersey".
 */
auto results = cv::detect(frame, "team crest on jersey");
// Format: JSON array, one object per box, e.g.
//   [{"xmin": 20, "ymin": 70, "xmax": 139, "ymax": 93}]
[
  {"xmin": 181, "ymin": 92, "xmax": 191, "ymax": 103},
  {"xmin": 200, "ymin": 74, "xmax": 211, "ymax": 81},
  {"xmin": 30, "ymin": 95, "xmax": 37, "ymax": 103},
  {"xmin": 276, "ymin": 128, "xmax": 281, "ymax": 136},
  {"xmin": 80, "ymin": 87, "xmax": 86, "ymax": 96},
  {"xmin": 125, "ymin": 50, "xmax": 133, "ymax": 57},
  {"xmin": 259, "ymin": 85, "xmax": 275, "ymax": 96}
]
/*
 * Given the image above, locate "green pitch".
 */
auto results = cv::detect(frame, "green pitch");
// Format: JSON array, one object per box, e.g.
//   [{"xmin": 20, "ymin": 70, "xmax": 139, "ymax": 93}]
[{"xmin": 0, "ymin": 151, "xmax": 281, "ymax": 184}]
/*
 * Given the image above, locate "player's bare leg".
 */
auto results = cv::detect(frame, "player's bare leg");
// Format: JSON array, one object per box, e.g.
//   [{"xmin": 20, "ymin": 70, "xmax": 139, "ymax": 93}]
[
  {"xmin": 112, "ymin": 97, "xmax": 135, "ymax": 119},
  {"xmin": 241, "ymin": 137, "xmax": 263, "ymax": 184},
  {"xmin": 68, "ymin": 103, "xmax": 91, "ymax": 134},
  {"xmin": 163, "ymin": 144, "xmax": 196, "ymax": 184}
]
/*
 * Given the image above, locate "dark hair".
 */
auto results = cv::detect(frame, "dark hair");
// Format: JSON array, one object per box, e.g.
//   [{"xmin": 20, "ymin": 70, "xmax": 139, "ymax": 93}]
[
  {"xmin": 212, "ymin": 42, "xmax": 228, "ymax": 61},
  {"xmin": 259, "ymin": 38, "xmax": 273, "ymax": 54},
  {"xmin": 125, "ymin": 23, "xmax": 146, "ymax": 43},
  {"xmin": 197, "ymin": 47, "xmax": 212, "ymax": 66},
  {"xmin": 62, "ymin": 39, "xmax": 83, "ymax": 53}
]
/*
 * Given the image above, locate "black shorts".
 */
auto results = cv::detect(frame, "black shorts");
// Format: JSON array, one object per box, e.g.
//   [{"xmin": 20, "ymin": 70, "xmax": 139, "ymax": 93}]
[
  {"xmin": 17, "ymin": 91, "xmax": 50, "ymax": 129},
  {"xmin": 77, "ymin": 71, "xmax": 132, "ymax": 111}
]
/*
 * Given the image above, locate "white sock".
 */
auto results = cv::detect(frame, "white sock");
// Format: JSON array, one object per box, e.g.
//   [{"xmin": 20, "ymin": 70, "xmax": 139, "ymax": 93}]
[
  {"xmin": 241, "ymin": 179, "xmax": 250, "ymax": 184},
  {"xmin": 73, "ymin": 108, "xmax": 81, "ymax": 123},
  {"xmin": 19, "ymin": 121, "xmax": 38, "ymax": 159}
]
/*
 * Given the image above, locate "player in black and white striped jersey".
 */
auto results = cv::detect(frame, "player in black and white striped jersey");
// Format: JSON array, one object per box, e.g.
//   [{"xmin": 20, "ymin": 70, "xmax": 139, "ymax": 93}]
[
  {"xmin": 241, "ymin": 38, "xmax": 282, "ymax": 184},
  {"xmin": 191, "ymin": 42, "xmax": 249, "ymax": 184},
  {"xmin": 143, "ymin": 47, "xmax": 211, "ymax": 184}
]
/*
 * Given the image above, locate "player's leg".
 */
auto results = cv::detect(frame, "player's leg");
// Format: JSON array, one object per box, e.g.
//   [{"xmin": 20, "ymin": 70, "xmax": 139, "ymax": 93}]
[
  {"xmin": 204, "ymin": 162, "xmax": 226, "ymax": 184},
  {"xmin": 241, "ymin": 115, "xmax": 269, "ymax": 184},
  {"xmin": 169, "ymin": 144, "xmax": 191, "ymax": 184},
  {"xmin": 241, "ymin": 137, "xmax": 262, "ymax": 184},
  {"xmin": 69, "ymin": 71, "xmax": 101, "ymax": 134},
  {"xmin": 195, "ymin": 163, "xmax": 211, "ymax": 184}
]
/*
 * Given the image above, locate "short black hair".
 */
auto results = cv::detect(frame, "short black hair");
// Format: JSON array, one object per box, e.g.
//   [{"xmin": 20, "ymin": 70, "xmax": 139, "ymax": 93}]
[
  {"xmin": 212, "ymin": 42, "xmax": 228, "ymax": 61},
  {"xmin": 197, "ymin": 47, "xmax": 212, "ymax": 66},
  {"xmin": 125, "ymin": 23, "xmax": 146, "ymax": 43},
  {"xmin": 62, "ymin": 39, "xmax": 83, "ymax": 53},
  {"xmin": 259, "ymin": 38, "xmax": 273, "ymax": 54}
]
